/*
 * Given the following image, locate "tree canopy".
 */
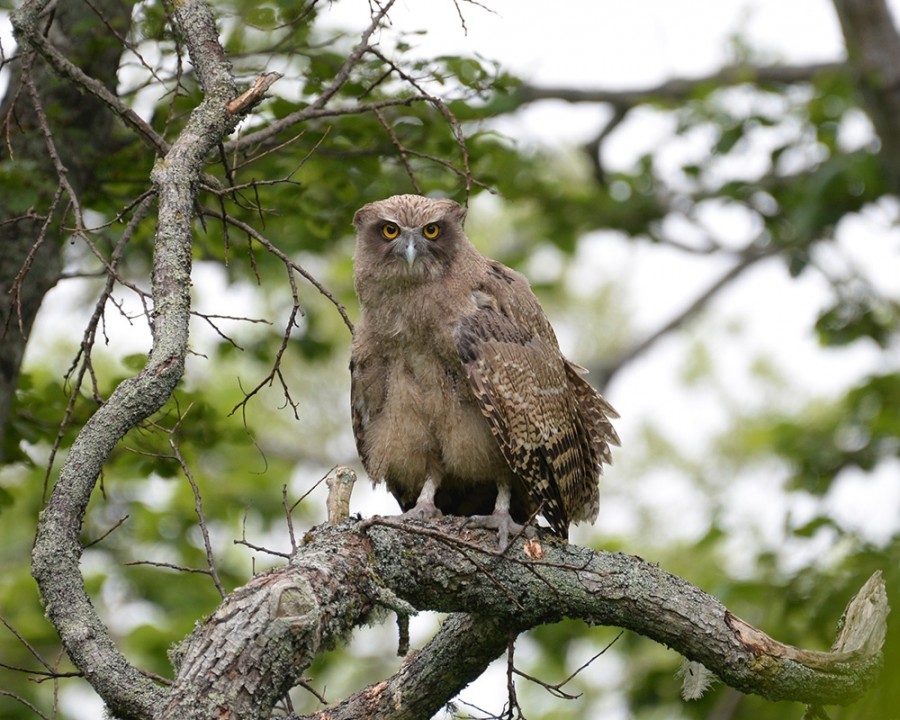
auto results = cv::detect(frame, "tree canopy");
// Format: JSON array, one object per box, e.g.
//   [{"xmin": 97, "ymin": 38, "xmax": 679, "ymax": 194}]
[{"xmin": 0, "ymin": 1, "xmax": 897, "ymax": 719}]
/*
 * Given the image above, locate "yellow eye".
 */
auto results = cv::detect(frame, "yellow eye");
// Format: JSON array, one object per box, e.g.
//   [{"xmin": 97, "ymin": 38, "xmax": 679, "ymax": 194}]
[
  {"xmin": 422, "ymin": 223, "xmax": 441, "ymax": 239},
  {"xmin": 381, "ymin": 223, "xmax": 400, "ymax": 240}
]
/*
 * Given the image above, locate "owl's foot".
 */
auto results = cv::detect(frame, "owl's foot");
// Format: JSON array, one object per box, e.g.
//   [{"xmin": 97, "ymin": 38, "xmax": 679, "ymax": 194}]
[
  {"xmin": 399, "ymin": 477, "xmax": 443, "ymax": 522},
  {"xmin": 400, "ymin": 500, "xmax": 443, "ymax": 521},
  {"xmin": 465, "ymin": 510, "xmax": 536, "ymax": 550}
]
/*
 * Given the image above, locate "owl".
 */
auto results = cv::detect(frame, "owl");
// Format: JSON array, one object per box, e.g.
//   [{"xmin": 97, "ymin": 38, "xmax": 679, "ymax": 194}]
[{"xmin": 349, "ymin": 194, "xmax": 619, "ymax": 546}]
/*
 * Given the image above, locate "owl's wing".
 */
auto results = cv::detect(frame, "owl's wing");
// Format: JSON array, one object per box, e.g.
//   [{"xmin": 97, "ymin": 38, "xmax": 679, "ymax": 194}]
[
  {"xmin": 456, "ymin": 263, "xmax": 595, "ymax": 537},
  {"xmin": 349, "ymin": 356, "xmax": 370, "ymax": 473},
  {"xmin": 349, "ymin": 332, "xmax": 385, "ymax": 478}
]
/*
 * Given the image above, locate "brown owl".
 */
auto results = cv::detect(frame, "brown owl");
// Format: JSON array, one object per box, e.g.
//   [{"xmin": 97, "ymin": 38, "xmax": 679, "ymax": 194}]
[{"xmin": 350, "ymin": 194, "xmax": 619, "ymax": 546}]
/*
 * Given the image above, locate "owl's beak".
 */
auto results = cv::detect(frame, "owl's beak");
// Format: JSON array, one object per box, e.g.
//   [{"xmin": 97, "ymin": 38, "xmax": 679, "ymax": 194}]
[{"xmin": 403, "ymin": 237, "xmax": 418, "ymax": 268}]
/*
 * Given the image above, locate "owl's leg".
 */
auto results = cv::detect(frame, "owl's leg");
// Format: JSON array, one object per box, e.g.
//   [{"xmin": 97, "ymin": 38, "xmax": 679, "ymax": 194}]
[
  {"xmin": 400, "ymin": 476, "xmax": 444, "ymax": 520},
  {"xmin": 465, "ymin": 480, "xmax": 535, "ymax": 549}
]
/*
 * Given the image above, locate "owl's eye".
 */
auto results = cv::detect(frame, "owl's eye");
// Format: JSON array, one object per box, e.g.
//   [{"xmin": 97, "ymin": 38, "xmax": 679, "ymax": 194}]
[
  {"xmin": 422, "ymin": 223, "xmax": 441, "ymax": 240},
  {"xmin": 381, "ymin": 223, "xmax": 400, "ymax": 240}
]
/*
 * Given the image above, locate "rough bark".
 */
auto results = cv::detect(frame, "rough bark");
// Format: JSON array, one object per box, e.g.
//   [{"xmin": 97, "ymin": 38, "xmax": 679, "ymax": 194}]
[
  {"xmin": 0, "ymin": 0, "xmax": 135, "ymax": 461},
  {"xmin": 158, "ymin": 518, "xmax": 886, "ymax": 720}
]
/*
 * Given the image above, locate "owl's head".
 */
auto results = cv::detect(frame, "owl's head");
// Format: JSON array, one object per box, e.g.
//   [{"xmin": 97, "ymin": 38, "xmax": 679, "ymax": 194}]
[{"xmin": 353, "ymin": 195, "xmax": 468, "ymax": 283}]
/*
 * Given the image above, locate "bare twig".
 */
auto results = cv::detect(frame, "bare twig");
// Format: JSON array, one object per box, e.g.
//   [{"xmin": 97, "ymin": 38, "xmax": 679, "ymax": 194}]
[
  {"xmin": 25, "ymin": 0, "xmax": 245, "ymax": 715},
  {"xmin": 168, "ymin": 402, "xmax": 227, "ymax": 598},
  {"xmin": 83, "ymin": 515, "xmax": 130, "ymax": 549},
  {"xmin": 11, "ymin": 2, "xmax": 169, "ymax": 155},
  {"xmin": 373, "ymin": 107, "xmax": 422, "ymax": 193},
  {"xmin": 42, "ymin": 195, "xmax": 155, "ymax": 498},
  {"xmin": 0, "ymin": 690, "xmax": 52, "ymax": 720},
  {"xmin": 124, "ymin": 560, "xmax": 220, "ymax": 577},
  {"xmin": 512, "ymin": 630, "xmax": 624, "ymax": 700},
  {"xmin": 202, "ymin": 207, "xmax": 354, "ymax": 333}
]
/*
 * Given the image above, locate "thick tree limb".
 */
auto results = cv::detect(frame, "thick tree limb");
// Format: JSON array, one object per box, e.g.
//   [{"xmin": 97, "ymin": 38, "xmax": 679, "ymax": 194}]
[
  {"xmin": 164, "ymin": 518, "xmax": 886, "ymax": 720},
  {"xmin": 162, "ymin": 528, "xmax": 377, "ymax": 720},
  {"xmin": 296, "ymin": 613, "xmax": 511, "ymax": 720}
]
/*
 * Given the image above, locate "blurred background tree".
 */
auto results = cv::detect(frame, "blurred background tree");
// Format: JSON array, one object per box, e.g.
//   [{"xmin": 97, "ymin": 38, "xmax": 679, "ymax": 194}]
[{"xmin": 0, "ymin": 0, "xmax": 896, "ymax": 718}]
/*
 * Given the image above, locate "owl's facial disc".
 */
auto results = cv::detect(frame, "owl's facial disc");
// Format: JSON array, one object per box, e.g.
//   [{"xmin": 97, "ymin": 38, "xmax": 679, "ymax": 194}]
[{"xmin": 373, "ymin": 216, "xmax": 448, "ymax": 278}]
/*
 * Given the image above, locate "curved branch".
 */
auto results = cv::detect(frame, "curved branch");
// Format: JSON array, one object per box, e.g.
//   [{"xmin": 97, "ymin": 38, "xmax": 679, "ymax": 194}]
[
  {"xmin": 166, "ymin": 519, "xmax": 887, "ymax": 720},
  {"xmin": 366, "ymin": 519, "xmax": 885, "ymax": 706},
  {"xmin": 22, "ymin": 1, "xmax": 255, "ymax": 718},
  {"xmin": 297, "ymin": 613, "xmax": 510, "ymax": 720}
]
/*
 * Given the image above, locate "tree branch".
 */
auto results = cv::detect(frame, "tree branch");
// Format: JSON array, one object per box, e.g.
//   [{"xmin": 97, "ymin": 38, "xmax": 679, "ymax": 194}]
[
  {"xmin": 1, "ymin": 0, "xmax": 134, "ymax": 460},
  {"xmin": 296, "ymin": 613, "xmax": 510, "ymax": 720},
  {"xmin": 11, "ymin": 0, "xmax": 169, "ymax": 156},
  {"xmin": 512, "ymin": 61, "xmax": 845, "ymax": 111},
  {"xmin": 164, "ymin": 518, "xmax": 887, "ymax": 720},
  {"xmin": 21, "ymin": 0, "xmax": 261, "ymax": 717},
  {"xmin": 832, "ymin": 0, "xmax": 900, "ymax": 189},
  {"xmin": 597, "ymin": 246, "xmax": 779, "ymax": 385}
]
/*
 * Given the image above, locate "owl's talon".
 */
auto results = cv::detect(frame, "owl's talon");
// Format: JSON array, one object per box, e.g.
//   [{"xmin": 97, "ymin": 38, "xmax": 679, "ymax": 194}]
[
  {"xmin": 400, "ymin": 501, "xmax": 443, "ymax": 521},
  {"xmin": 465, "ymin": 511, "xmax": 535, "ymax": 550}
]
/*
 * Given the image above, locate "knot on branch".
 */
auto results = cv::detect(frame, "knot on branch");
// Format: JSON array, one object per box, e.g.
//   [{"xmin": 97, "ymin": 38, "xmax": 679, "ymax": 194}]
[{"xmin": 227, "ymin": 72, "xmax": 283, "ymax": 115}]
